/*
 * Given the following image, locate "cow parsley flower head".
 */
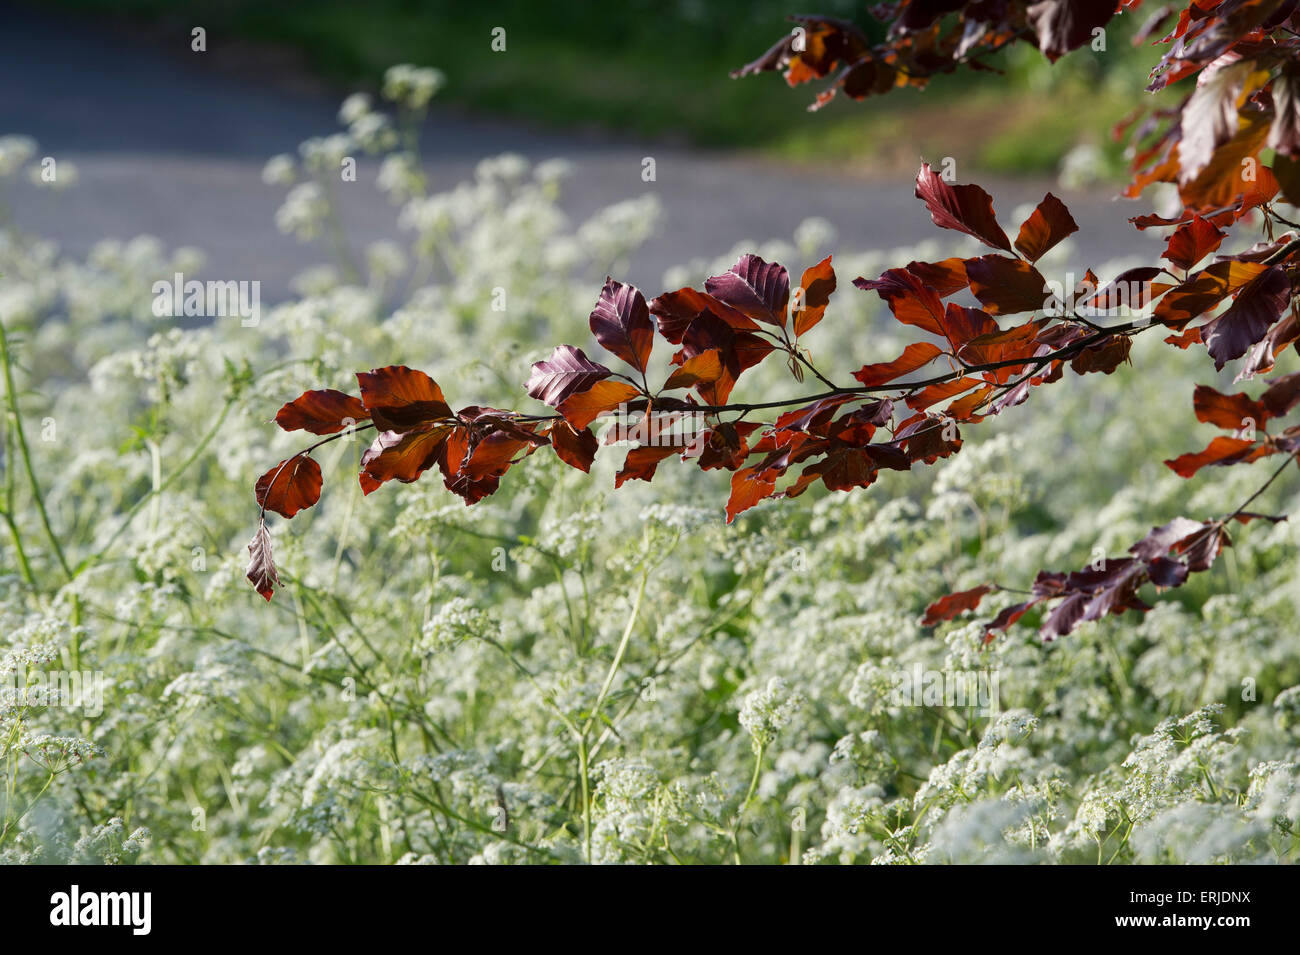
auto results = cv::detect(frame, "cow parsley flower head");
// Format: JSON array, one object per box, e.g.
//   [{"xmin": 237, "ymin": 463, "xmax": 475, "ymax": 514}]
[
  {"xmin": 261, "ymin": 153, "xmax": 296, "ymax": 187},
  {"xmin": 275, "ymin": 182, "xmax": 328, "ymax": 240},
  {"xmin": 0, "ymin": 135, "xmax": 36, "ymax": 177},
  {"xmin": 382, "ymin": 64, "xmax": 446, "ymax": 110},
  {"xmin": 739, "ymin": 677, "xmax": 804, "ymax": 751},
  {"xmin": 338, "ymin": 92, "xmax": 373, "ymax": 125}
]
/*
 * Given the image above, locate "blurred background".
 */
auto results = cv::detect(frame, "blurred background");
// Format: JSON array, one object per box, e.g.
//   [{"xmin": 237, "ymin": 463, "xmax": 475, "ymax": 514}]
[{"xmin": 2, "ymin": 0, "xmax": 1158, "ymax": 299}]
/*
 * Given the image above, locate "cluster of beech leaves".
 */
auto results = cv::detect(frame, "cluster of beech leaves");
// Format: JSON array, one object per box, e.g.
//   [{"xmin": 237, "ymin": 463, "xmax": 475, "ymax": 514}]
[{"xmin": 250, "ymin": 0, "xmax": 1300, "ymax": 648}]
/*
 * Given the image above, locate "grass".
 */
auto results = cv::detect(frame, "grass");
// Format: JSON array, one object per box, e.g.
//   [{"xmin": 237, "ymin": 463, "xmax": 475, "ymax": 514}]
[{"xmin": 45, "ymin": 0, "xmax": 1151, "ymax": 175}]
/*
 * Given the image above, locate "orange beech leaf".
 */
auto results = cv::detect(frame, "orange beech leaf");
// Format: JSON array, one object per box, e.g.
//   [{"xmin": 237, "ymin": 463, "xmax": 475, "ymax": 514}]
[
  {"xmin": 663, "ymin": 350, "xmax": 724, "ymax": 390},
  {"xmin": 947, "ymin": 385, "xmax": 995, "ymax": 421},
  {"xmin": 793, "ymin": 255, "xmax": 836, "ymax": 336},
  {"xmin": 557, "ymin": 380, "xmax": 641, "ymax": 429},
  {"xmin": 1179, "ymin": 109, "xmax": 1273, "ymax": 212},
  {"xmin": 905, "ymin": 376, "xmax": 981, "ymax": 412},
  {"xmin": 1165, "ymin": 326, "xmax": 1203, "ymax": 349},
  {"xmin": 852, "ymin": 342, "xmax": 943, "ymax": 387},
  {"xmin": 1070, "ymin": 335, "xmax": 1132, "ymax": 376}
]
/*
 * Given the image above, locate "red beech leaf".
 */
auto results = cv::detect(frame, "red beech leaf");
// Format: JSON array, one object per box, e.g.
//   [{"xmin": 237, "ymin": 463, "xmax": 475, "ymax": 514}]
[
  {"xmin": 590, "ymin": 278, "xmax": 653, "ymax": 373},
  {"xmin": 725, "ymin": 466, "xmax": 777, "ymax": 523},
  {"xmin": 1192, "ymin": 385, "xmax": 1267, "ymax": 430},
  {"xmin": 255, "ymin": 454, "xmax": 322, "ymax": 518},
  {"xmin": 1261, "ymin": 371, "xmax": 1300, "ymax": 419},
  {"xmin": 854, "ymin": 268, "xmax": 946, "ymax": 336},
  {"xmin": 1079, "ymin": 267, "xmax": 1169, "ymax": 315},
  {"xmin": 1041, "ymin": 591, "xmax": 1091, "ymax": 639},
  {"xmin": 1129, "ymin": 517, "xmax": 1211, "ymax": 561},
  {"xmin": 1145, "ymin": 556, "xmax": 1190, "ymax": 590},
  {"xmin": 939, "ymin": 303, "xmax": 999, "ymax": 350},
  {"xmin": 245, "ymin": 520, "xmax": 279, "ymax": 601},
  {"xmin": 525, "ymin": 345, "xmax": 612, "ymax": 408},
  {"xmin": 906, "ymin": 258, "xmax": 968, "ymax": 297},
  {"xmin": 914, "ymin": 163, "xmax": 1013, "ymax": 252},
  {"xmin": 276, "ymin": 389, "xmax": 369, "ymax": 435},
  {"xmin": 463, "ymin": 430, "xmax": 535, "ymax": 481},
  {"xmin": 549, "ymin": 420, "xmax": 598, "ymax": 472},
  {"xmin": 898, "ymin": 414, "xmax": 962, "ymax": 464},
  {"xmin": 1162, "ymin": 215, "xmax": 1226, "ymax": 272},
  {"xmin": 965, "ymin": 255, "xmax": 1050, "ymax": 315},
  {"xmin": 1177, "ymin": 523, "xmax": 1231, "ymax": 573},
  {"xmin": 1153, "ymin": 260, "xmax": 1270, "ymax": 329},
  {"xmin": 1014, "ymin": 193, "xmax": 1079, "ymax": 262},
  {"xmin": 1070, "ymin": 335, "xmax": 1132, "ymax": 376},
  {"xmin": 985, "ymin": 601, "xmax": 1035, "ymax": 642},
  {"xmin": 674, "ymin": 310, "xmax": 774, "ymax": 404},
  {"xmin": 1271, "ymin": 66, "xmax": 1300, "ymax": 157},
  {"xmin": 1163, "ymin": 436, "xmax": 1272, "ymax": 478},
  {"xmin": 1028, "ymin": 0, "xmax": 1117, "ymax": 62},
  {"xmin": 1231, "ymin": 511, "xmax": 1287, "ymax": 525},
  {"xmin": 356, "ymin": 365, "xmax": 452, "ymax": 432},
  {"xmin": 648, "ymin": 287, "xmax": 757, "ymax": 343},
  {"xmin": 615, "ymin": 445, "xmax": 680, "ymax": 488},
  {"xmin": 1238, "ymin": 309, "xmax": 1300, "ymax": 382},
  {"xmin": 358, "ymin": 423, "xmax": 454, "ymax": 494},
  {"xmin": 704, "ymin": 254, "xmax": 791, "ymax": 328},
  {"xmin": 1277, "ymin": 154, "xmax": 1300, "ymax": 207},
  {"xmin": 557, "ymin": 380, "xmax": 641, "ymax": 430},
  {"xmin": 852, "ymin": 342, "xmax": 943, "ymax": 387},
  {"xmin": 1202, "ymin": 266, "xmax": 1292, "ymax": 370},
  {"xmin": 922, "ymin": 584, "xmax": 992, "ymax": 626}
]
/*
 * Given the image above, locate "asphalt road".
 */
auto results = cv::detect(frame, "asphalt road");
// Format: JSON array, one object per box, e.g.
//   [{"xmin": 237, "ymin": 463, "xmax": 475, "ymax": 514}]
[{"xmin": 0, "ymin": 3, "xmax": 1159, "ymax": 302}]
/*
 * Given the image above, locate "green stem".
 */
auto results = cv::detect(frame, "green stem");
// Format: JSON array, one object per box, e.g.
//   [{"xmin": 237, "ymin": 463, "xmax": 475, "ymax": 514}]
[
  {"xmin": 88, "ymin": 397, "xmax": 234, "ymax": 571},
  {"xmin": 731, "ymin": 742, "xmax": 765, "ymax": 865},
  {"xmin": 0, "ymin": 322, "xmax": 72, "ymax": 579}
]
